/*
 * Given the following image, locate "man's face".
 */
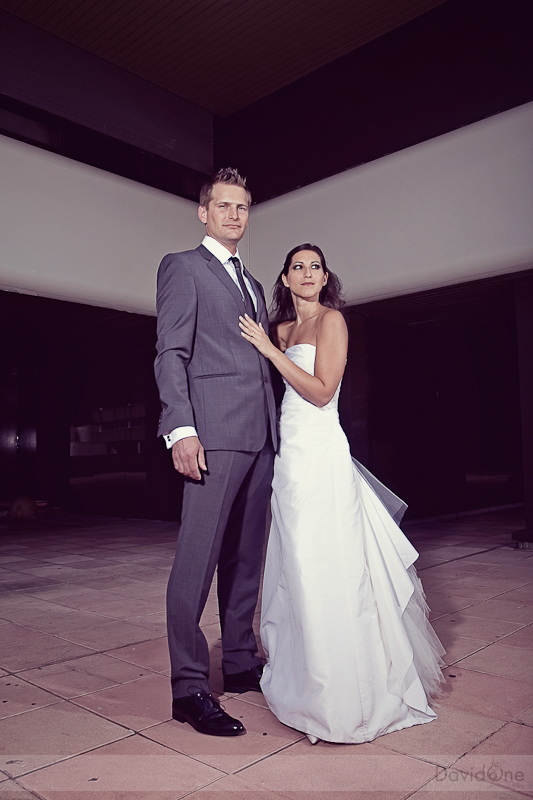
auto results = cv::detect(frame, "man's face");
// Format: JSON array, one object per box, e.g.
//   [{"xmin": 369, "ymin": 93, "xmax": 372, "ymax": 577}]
[{"xmin": 198, "ymin": 183, "xmax": 250, "ymax": 253}]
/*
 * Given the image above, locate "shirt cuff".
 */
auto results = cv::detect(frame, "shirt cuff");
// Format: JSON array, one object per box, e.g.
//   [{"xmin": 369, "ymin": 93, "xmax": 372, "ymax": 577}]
[{"xmin": 164, "ymin": 426, "xmax": 198, "ymax": 449}]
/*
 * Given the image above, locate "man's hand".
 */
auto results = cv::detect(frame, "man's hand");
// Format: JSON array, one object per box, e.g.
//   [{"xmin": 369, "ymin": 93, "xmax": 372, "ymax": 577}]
[{"xmin": 172, "ymin": 436, "xmax": 207, "ymax": 480}]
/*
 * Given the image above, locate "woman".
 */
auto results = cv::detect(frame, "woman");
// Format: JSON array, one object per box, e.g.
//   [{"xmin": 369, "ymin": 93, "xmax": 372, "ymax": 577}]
[{"xmin": 239, "ymin": 244, "xmax": 444, "ymax": 745}]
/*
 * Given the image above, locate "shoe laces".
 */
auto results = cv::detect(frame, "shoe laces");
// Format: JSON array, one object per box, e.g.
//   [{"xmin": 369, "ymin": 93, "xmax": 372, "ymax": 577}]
[{"xmin": 190, "ymin": 690, "xmax": 229, "ymax": 721}]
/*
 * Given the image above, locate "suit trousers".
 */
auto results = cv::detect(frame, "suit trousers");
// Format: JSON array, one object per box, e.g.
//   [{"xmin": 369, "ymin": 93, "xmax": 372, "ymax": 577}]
[{"xmin": 167, "ymin": 438, "xmax": 274, "ymax": 699}]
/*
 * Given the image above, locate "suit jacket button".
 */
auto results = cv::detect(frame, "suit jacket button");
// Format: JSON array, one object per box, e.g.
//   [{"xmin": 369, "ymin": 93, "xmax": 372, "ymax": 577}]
[{"xmin": 264, "ymin": 377, "xmax": 269, "ymax": 384}]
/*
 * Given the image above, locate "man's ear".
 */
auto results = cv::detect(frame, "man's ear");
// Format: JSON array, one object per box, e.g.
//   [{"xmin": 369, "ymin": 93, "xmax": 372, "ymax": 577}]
[{"xmin": 198, "ymin": 205, "xmax": 207, "ymax": 224}]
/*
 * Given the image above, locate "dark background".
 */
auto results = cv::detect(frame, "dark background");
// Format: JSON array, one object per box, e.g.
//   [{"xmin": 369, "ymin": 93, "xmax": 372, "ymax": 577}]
[
  {"xmin": 1, "ymin": 268, "xmax": 530, "ymax": 521},
  {"xmin": 1, "ymin": 0, "xmax": 532, "ymax": 522}
]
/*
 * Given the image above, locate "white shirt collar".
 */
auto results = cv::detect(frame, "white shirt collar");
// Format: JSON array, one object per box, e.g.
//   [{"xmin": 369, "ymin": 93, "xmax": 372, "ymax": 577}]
[{"xmin": 202, "ymin": 235, "xmax": 241, "ymax": 266}]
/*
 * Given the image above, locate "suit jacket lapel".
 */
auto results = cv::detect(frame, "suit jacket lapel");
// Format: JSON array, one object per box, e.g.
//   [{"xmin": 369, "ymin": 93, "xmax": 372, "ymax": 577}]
[
  {"xmin": 245, "ymin": 268, "xmax": 267, "ymax": 323},
  {"xmin": 197, "ymin": 245, "xmax": 264, "ymax": 319},
  {"xmin": 197, "ymin": 244, "xmax": 245, "ymax": 312}
]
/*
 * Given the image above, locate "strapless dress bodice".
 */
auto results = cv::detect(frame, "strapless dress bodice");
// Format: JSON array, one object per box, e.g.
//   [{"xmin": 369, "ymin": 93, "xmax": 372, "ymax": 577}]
[{"xmin": 282, "ymin": 343, "xmax": 341, "ymax": 414}]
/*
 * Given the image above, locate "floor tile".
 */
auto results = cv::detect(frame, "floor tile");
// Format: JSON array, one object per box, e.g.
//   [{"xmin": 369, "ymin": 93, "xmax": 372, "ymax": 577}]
[
  {"xmin": 39, "ymin": 554, "xmax": 98, "ymax": 564},
  {"xmin": 430, "ymin": 581, "xmax": 511, "ymax": 602},
  {"xmin": 199, "ymin": 612, "xmax": 219, "ymax": 627},
  {"xmin": 443, "ymin": 573, "xmax": 532, "ymax": 592},
  {"xmin": 455, "ymin": 597, "xmax": 533, "ymax": 624},
  {"xmin": 0, "ymin": 555, "xmax": 32, "ymax": 564},
  {"xmin": 0, "ymin": 632, "xmax": 93, "ymax": 672},
  {"xmin": 1, "ymin": 559, "xmax": 54, "ymax": 572},
  {"xmin": 144, "ymin": 695, "xmax": 303, "ymax": 773},
  {"xmin": 81, "ymin": 578, "xmax": 166, "ymax": 599},
  {"xmin": 0, "ymin": 701, "xmax": 129, "ymax": 777},
  {"xmin": 409, "ymin": 772, "xmax": 527, "ymax": 797},
  {"xmin": 438, "ymin": 561, "xmax": 500, "ymax": 574},
  {"xmin": 453, "ymin": 722, "xmax": 533, "ymax": 794},
  {"xmin": 439, "ymin": 667, "xmax": 533, "ymax": 721},
  {"xmin": 233, "ymin": 690, "xmax": 270, "ymax": 709},
  {"xmin": 375, "ymin": 705, "xmax": 505, "ymax": 767},
  {"xmin": 184, "ymin": 773, "xmax": 290, "ymax": 798},
  {"xmin": 238, "ymin": 738, "xmax": 437, "ymax": 795},
  {"xmin": 461, "ymin": 550, "xmax": 533, "ymax": 566},
  {"xmin": 15, "ymin": 585, "xmax": 122, "ymax": 609},
  {"xmin": 432, "ymin": 614, "xmax": 522, "ymax": 645},
  {"xmin": 202, "ymin": 622, "xmax": 223, "ymax": 649},
  {"xmin": 0, "ymin": 510, "xmax": 529, "ymax": 798},
  {"xmin": 203, "ymin": 598, "xmax": 220, "ymax": 617},
  {"xmin": 187, "ymin": 649, "xmax": 227, "ymax": 696},
  {"xmin": 423, "ymin": 591, "xmax": 477, "ymax": 616},
  {"xmin": 0, "ymin": 597, "xmax": 65, "ymax": 625},
  {"xmin": 492, "ymin": 564, "xmax": 533, "ymax": 580},
  {"xmin": 11, "ymin": 608, "xmax": 118, "ymax": 637},
  {"xmin": 127, "ymin": 611, "xmax": 167, "ymax": 634},
  {"xmin": 456, "ymin": 642, "xmax": 533, "ymax": 683},
  {"xmin": 18, "ymin": 733, "xmax": 224, "ymax": 800},
  {"xmin": 106, "ymin": 637, "xmax": 170, "ymax": 672},
  {"xmin": 0, "ymin": 575, "xmax": 58, "ymax": 592},
  {"xmin": 13, "ymin": 562, "xmax": 114, "ymax": 580},
  {"xmin": 56, "ymin": 589, "xmax": 148, "ymax": 612},
  {"xmin": 81, "ymin": 596, "xmax": 163, "ymax": 620},
  {"xmin": 71, "ymin": 673, "xmax": 170, "ymax": 731},
  {"xmin": 0, "ymin": 779, "xmax": 42, "ymax": 798},
  {"xmin": 0, "ymin": 624, "xmax": 48, "ymax": 647},
  {"xmin": 56, "ymin": 619, "xmax": 162, "ymax": 650},
  {"xmin": 20, "ymin": 653, "xmax": 154, "ymax": 698},
  {"xmin": 441, "ymin": 636, "xmax": 490, "ymax": 666},
  {"xmin": 497, "ymin": 624, "xmax": 533, "ymax": 649},
  {"xmin": 500, "ymin": 586, "xmax": 533, "ymax": 604},
  {"xmin": 0, "ymin": 676, "xmax": 62, "ymax": 719},
  {"xmin": 513, "ymin": 705, "xmax": 533, "ymax": 727}
]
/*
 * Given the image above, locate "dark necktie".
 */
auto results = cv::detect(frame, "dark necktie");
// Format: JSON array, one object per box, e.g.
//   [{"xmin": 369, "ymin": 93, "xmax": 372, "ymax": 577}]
[{"xmin": 230, "ymin": 257, "xmax": 255, "ymax": 320}]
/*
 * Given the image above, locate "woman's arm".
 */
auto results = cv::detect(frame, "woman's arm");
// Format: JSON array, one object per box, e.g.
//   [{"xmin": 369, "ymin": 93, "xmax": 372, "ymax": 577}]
[{"xmin": 239, "ymin": 310, "xmax": 348, "ymax": 407}]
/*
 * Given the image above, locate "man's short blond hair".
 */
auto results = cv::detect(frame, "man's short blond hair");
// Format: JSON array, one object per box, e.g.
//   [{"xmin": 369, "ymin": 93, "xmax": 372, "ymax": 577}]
[{"xmin": 199, "ymin": 167, "xmax": 251, "ymax": 208}]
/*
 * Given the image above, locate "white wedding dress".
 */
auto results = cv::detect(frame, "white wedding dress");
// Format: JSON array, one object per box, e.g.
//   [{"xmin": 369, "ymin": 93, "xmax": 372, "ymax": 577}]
[{"xmin": 260, "ymin": 343, "xmax": 445, "ymax": 744}]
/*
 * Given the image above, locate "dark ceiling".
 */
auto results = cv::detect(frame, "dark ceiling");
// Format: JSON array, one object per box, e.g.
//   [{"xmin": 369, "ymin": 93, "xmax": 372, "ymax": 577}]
[
  {"xmin": 0, "ymin": 0, "xmax": 446, "ymax": 115},
  {"xmin": 0, "ymin": 0, "xmax": 532, "ymax": 202}
]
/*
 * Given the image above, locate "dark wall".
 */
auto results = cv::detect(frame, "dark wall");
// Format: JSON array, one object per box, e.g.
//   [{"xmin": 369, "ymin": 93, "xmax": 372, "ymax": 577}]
[
  {"xmin": 0, "ymin": 291, "xmax": 182, "ymax": 520},
  {"xmin": 340, "ymin": 272, "xmax": 526, "ymax": 519},
  {"xmin": 1, "ymin": 270, "xmax": 529, "ymax": 522}
]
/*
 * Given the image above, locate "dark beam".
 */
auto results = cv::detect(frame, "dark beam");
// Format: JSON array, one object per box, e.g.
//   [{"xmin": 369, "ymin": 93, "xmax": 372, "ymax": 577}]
[{"xmin": 0, "ymin": 9, "xmax": 213, "ymax": 175}]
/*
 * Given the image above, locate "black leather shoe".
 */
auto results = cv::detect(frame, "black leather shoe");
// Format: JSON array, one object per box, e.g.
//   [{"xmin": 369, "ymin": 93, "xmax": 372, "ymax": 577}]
[
  {"xmin": 172, "ymin": 692, "xmax": 246, "ymax": 736},
  {"xmin": 223, "ymin": 664, "xmax": 263, "ymax": 694}
]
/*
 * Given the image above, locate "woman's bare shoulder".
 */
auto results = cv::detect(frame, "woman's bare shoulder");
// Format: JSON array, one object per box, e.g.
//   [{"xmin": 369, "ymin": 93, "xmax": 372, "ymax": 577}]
[
  {"xmin": 317, "ymin": 307, "xmax": 347, "ymax": 333},
  {"xmin": 276, "ymin": 320, "xmax": 293, "ymax": 350}
]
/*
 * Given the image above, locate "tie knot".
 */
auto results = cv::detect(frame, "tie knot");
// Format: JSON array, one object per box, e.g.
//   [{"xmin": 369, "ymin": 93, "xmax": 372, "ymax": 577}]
[{"xmin": 230, "ymin": 256, "xmax": 242, "ymax": 272}]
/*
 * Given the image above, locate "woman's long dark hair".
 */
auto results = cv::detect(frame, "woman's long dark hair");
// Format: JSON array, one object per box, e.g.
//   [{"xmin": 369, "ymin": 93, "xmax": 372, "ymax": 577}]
[{"xmin": 270, "ymin": 243, "xmax": 344, "ymax": 324}]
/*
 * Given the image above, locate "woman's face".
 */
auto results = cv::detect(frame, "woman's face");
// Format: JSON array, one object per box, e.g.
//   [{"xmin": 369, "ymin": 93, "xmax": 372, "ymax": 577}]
[{"xmin": 282, "ymin": 250, "xmax": 327, "ymax": 300}]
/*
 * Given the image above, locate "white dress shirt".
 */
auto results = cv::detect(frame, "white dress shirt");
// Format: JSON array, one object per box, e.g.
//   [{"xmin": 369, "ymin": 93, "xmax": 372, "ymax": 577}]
[{"xmin": 163, "ymin": 236, "xmax": 258, "ymax": 449}]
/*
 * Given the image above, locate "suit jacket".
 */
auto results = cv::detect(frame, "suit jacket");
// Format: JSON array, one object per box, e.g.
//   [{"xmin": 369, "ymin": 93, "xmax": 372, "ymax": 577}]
[{"xmin": 154, "ymin": 244, "xmax": 277, "ymax": 452}]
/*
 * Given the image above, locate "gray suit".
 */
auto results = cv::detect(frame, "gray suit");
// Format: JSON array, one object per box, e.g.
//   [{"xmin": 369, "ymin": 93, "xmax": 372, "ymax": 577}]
[{"xmin": 155, "ymin": 244, "xmax": 277, "ymax": 698}]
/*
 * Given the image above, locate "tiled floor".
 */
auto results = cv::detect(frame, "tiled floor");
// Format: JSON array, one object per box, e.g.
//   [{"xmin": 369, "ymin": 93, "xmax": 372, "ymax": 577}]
[{"xmin": 0, "ymin": 507, "xmax": 531, "ymax": 799}]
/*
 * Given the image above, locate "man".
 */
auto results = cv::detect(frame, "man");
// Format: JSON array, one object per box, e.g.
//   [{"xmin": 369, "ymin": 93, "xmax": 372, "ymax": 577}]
[{"xmin": 154, "ymin": 168, "xmax": 277, "ymax": 736}]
